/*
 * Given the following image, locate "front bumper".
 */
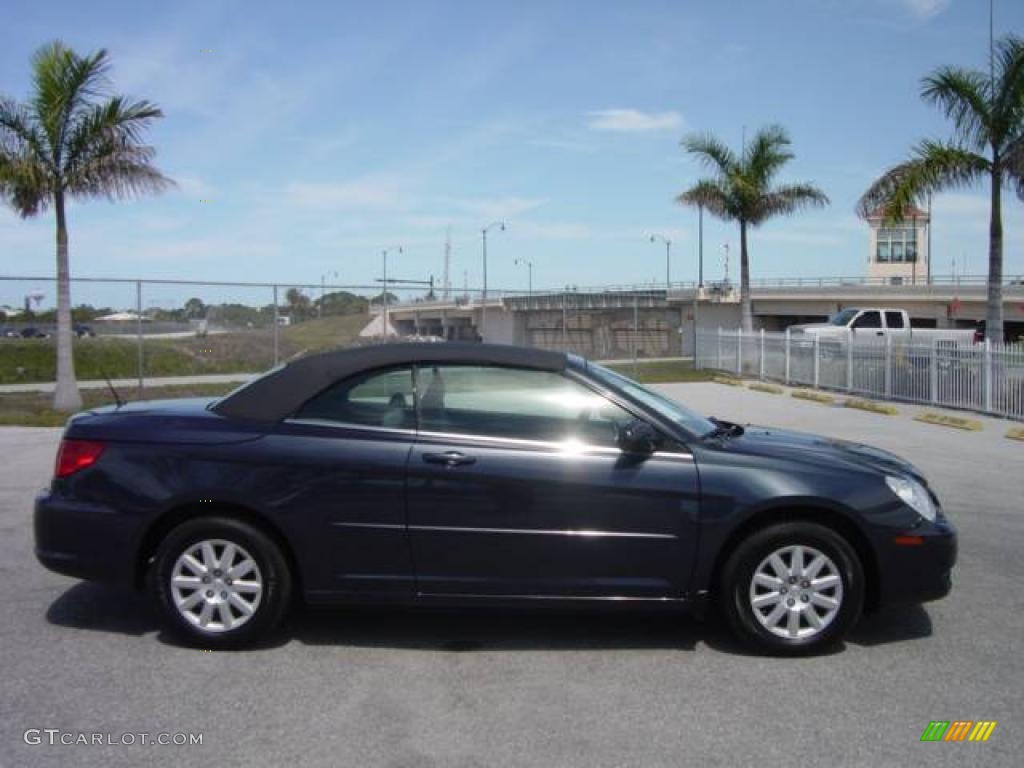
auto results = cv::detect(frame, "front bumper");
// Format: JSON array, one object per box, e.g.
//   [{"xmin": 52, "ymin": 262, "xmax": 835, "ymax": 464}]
[
  {"xmin": 874, "ymin": 517, "xmax": 957, "ymax": 605},
  {"xmin": 34, "ymin": 492, "xmax": 140, "ymax": 586}
]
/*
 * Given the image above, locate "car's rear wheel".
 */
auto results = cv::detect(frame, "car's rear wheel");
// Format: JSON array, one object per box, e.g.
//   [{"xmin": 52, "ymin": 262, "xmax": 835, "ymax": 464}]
[
  {"xmin": 720, "ymin": 521, "xmax": 864, "ymax": 655},
  {"xmin": 152, "ymin": 517, "xmax": 292, "ymax": 648}
]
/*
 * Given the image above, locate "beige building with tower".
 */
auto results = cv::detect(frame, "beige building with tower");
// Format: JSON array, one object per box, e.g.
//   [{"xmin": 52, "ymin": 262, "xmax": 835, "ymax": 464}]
[{"xmin": 865, "ymin": 205, "xmax": 929, "ymax": 284}]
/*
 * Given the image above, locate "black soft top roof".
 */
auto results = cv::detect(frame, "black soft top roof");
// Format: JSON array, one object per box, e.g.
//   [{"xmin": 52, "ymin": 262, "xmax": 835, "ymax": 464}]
[{"xmin": 212, "ymin": 342, "xmax": 569, "ymax": 422}]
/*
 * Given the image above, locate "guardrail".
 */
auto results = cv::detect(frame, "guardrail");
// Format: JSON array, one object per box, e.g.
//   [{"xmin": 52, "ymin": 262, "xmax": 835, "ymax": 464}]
[{"xmin": 697, "ymin": 328, "xmax": 1024, "ymax": 422}]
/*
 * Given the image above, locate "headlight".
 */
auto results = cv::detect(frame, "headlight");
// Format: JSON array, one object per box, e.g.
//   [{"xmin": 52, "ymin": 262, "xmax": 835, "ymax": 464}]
[{"xmin": 885, "ymin": 476, "xmax": 936, "ymax": 522}]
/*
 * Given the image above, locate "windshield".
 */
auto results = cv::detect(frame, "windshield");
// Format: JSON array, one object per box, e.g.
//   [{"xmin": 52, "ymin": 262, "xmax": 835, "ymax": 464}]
[
  {"xmin": 829, "ymin": 308, "xmax": 859, "ymax": 326},
  {"xmin": 585, "ymin": 362, "xmax": 716, "ymax": 439}
]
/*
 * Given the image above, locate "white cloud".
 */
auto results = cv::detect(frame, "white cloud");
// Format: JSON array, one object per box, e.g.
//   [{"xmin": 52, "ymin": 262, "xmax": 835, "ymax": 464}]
[
  {"xmin": 586, "ymin": 109, "xmax": 684, "ymax": 134},
  {"xmin": 173, "ymin": 175, "xmax": 213, "ymax": 199},
  {"xmin": 284, "ymin": 176, "xmax": 407, "ymax": 211},
  {"xmin": 898, "ymin": 0, "xmax": 949, "ymax": 21}
]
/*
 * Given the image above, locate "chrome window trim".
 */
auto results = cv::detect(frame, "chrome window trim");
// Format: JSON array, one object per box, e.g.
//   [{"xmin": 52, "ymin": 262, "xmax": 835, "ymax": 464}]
[
  {"xmin": 284, "ymin": 418, "xmax": 417, "ymax": 437},
  {"xmin": 415, "ymin": 428, "xmax": 693, "ymax": 460},
  {"xmin": 283, "ymin": 418, "xmax": 693, "ymax": 460}
]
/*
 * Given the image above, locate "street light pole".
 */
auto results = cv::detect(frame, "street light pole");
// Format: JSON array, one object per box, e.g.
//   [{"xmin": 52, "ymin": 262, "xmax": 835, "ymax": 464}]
[
  {"xmin": 698, "ymin": 203, "xmax": 704, "ymax": 288},
  {"xmin": 927, "ymin": 192, "xmax": 932, "ymax": 285},
  {"xmin": 480, "ymin": 221, "xmax": 506, "ymax": 339},
  {"xmin": 648, "ymin": 234, "xmax": 672, "ymax": 291},
  {"xmin": 514, "ymin": 258, "xmax": 533, "ymax": 299},
  {"xmin": 381, "ymin": 246, "xmax": 402, "ymax": 338}
]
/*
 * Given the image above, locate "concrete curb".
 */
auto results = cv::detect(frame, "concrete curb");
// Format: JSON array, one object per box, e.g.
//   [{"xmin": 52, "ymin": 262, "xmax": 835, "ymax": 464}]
[
  {"xmin": 913, "ymin": 412, "xmax": 984, "ymax": 431},
  {"xmin": 747, "ymin": 382, "xmax": 784, "ymax": 395},
  {"xmin": 843, "ymin": 398, "xmax": 899, "ymax": 416},
  {"xmin": 713, "ymin": 376, "xmax": 743, "ymax": 387},
  {"xmin": 791, "ymin": 390, "xmax": 836, "ymax": 405},
  {"xmin": 1006, "ymin": 427, "xmax": 1024, "ymax": 441}
]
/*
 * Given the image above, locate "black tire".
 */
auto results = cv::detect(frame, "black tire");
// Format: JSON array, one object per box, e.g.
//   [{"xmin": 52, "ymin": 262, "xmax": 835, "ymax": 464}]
[
  {"xmin": 151, "ymin": 516, "xmax": 292, "ymax": 649},
  {"xmin": 720, "ymin": 521, "xmax": 864, "ymax": 655}
]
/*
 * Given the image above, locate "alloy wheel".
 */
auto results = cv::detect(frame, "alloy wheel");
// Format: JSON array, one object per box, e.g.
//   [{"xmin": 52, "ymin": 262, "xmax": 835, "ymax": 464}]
[
  {"xmin": 748, "ymin": 544, "xmax": 844, "ymax": 640},
  {"xmin": 170, "ymin": 539, "xmax": 263, "ymax": 633}
]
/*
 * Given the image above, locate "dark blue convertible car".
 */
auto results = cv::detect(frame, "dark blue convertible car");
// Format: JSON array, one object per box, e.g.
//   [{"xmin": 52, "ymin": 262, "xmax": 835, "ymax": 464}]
[{"xmin": 35, "ymin": 343, "xmax": 956, "ymax": 653}]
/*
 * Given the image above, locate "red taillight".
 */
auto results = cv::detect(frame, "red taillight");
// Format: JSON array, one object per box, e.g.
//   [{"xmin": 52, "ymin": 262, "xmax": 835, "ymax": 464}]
[
  {"xmin": 894, "ymin": 535, "xmax": 925, "ymax": 547},
  {"xmin": 55, "ymin": 439, "xmax": 105, "ymax": 478}
]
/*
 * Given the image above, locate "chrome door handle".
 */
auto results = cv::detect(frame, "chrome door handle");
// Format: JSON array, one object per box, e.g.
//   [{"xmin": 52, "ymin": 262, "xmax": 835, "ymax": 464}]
[{"xmin": 422, "ymin": 451, "xmax": 476, "ymax": 467}]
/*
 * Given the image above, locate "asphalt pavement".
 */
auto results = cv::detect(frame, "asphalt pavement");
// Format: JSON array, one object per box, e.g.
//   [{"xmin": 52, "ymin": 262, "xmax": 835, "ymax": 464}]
[{"xmin": 0, "ymin": 382, "xmax": 1021, "ymax": 767}]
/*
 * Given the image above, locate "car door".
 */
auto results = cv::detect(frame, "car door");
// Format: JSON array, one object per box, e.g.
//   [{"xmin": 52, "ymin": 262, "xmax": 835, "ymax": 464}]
[
  {"xmin": 406, "ymin": 364, "xmax": 700, "ymax": 599},
  {"xmin": 852, "ymin": 310, "xmax": 884, "ymax": 339},
  {"xmin": 270, "ymin": 366, "xmax": 417, "ymax": 598}
]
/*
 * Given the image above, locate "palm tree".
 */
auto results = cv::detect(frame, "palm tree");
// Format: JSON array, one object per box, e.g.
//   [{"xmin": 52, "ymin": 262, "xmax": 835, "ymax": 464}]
[
  {"xmin": 858, "ymin": 35, "xmax": 1024, "ymax": 343},
  {"xmin": 0, "ymin": 42, "xmax": 172, "ymax": 410},
  {"xmin": 677, "ymin": 125, "xmax": 829, "ymax": 331}
]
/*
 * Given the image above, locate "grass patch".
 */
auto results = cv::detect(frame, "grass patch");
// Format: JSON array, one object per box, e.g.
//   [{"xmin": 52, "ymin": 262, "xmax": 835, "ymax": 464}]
[
  {"xmin": 844, "ymin": 398, "xmax": 898, "ymax": 415},
  {"xmin": 913, "ymin": 412, "xmax": 983, "ymax": 431},
  {"xmin": 1006, "ymin": 427, "xmax": 1024, "ymax": 441},
  {"xmin": 603, "ymin": 359, "xmax": 715, "ymax": 384},
  {"xmin": 747, "ymin": 382, "xmax": 784, "ymax": 395},
  {"xmin": 0, "ymin": 313, "xmax": 369, "ymax": 384},
  {"xmin": 0, "ymin": 382, "xmax": 238, "ymax": 427},
  {"xmin": 279, "ymin": 313, "xmax": 371, "ymax": 355},
  {"xmin": 791, "ymin": 390, "xmax": 835, "ymax": 404}
]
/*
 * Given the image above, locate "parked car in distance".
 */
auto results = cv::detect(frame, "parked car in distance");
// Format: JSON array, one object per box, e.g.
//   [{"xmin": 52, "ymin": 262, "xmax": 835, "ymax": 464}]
[
  {"xmin": 790, "ymin": 309, "xmax": 978, "ymax": 344},
  {"xmin": 34, "ymin": 343, "xmax": 957, "ymax": 654},
  {"xmin": 20, "ymin": 326, "xmax": 50, "ymax": 339},
  {"xmin": 73, "ymin": 323, "xmax": 96, "ymax": 338}
]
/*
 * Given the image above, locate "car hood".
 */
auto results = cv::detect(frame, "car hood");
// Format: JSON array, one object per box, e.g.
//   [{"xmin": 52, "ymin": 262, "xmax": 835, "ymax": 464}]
[{"xmin": 716, "ymin": 425, "xmax": 925, "ymax": 482}]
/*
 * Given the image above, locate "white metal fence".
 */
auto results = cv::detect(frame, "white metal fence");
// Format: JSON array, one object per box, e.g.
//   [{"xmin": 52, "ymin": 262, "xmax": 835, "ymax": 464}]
[{"xmin": 697, "ymin": 329, "xmax": 1024, "ymax": 422}]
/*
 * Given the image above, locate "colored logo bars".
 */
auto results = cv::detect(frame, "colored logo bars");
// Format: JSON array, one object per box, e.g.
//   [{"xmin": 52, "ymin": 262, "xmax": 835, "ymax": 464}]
[{"xmin": 920, "ymin": 721, "xmax": 997, "ymax": 742}]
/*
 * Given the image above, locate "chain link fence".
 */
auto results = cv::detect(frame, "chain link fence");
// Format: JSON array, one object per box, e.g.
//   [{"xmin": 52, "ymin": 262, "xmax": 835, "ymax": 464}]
[
  {"xmin": 0, "ymin": 276, "xmax": 424, "ymax": 397},
  {"xmin": 1, "ymin": 277, "xmax": 676, "ymax": 399}
]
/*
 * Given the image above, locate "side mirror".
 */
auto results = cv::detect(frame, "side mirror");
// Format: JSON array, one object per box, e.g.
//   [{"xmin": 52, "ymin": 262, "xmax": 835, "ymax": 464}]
[{"xmin": 617, "ymin": 419, "xmax": 660, "ymax": 454}]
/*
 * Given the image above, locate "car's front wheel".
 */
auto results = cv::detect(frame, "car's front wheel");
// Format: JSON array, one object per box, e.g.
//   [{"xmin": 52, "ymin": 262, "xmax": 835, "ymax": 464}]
[
  {"xmin": 152, "ymin": 517, "xmax": 292, "ymax": 648},
  {"xmin": 720, "ymin": 521, "xmax": 864, "ymax": 655}
]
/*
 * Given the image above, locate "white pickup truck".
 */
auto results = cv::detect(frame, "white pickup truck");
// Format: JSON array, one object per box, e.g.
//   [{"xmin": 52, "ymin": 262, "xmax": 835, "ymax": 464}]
[{"xmin": 790, "ymin": 308, "xmax": 978, "ymax": 344}]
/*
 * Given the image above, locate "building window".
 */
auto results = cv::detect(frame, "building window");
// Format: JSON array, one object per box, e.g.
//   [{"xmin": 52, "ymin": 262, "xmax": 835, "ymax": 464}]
[{"xmin": 876, "ymin": 227, "xmax": 918, "ymax": 263}]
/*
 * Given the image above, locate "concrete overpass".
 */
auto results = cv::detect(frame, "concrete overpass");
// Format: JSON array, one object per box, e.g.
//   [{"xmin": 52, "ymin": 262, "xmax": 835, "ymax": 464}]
[{"xmin": 377, "ymin": 275, "xmax": 1024, "ymax": 357}]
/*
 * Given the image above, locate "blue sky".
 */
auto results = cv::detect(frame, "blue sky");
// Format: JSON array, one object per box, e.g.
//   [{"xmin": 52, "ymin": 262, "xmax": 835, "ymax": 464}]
[{"xmin": 2, "ymin": 0, "xmax": 1023, "ymax": 307}]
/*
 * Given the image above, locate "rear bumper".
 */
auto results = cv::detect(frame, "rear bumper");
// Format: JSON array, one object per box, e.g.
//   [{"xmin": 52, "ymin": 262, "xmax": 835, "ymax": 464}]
[
  {"xmin": 874, "ymin": 518, "xmax": 957, "ymax": 606},
  {"xmin": 34, "ymin": 492, "xmax": 139, "ymax": 586}
]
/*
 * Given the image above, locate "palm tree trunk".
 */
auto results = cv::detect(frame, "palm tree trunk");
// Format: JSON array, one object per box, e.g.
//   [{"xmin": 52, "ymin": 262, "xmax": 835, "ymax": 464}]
[
  {"xmin": 53, "ymin": 189, "xmax": 82, "ymax": 412},
  {"xmin": 986, "ymin": 166, "xmax": 1003, "ymax": 342},
  {"xmin": 739, "ymin": 219, "xmax": 752, "ymax": 332}
]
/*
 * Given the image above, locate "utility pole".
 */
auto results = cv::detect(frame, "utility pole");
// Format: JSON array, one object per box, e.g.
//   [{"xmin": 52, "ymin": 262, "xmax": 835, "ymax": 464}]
[{"xmin": 319, "ymin": 270, "xmax": 338, "ymax": 318}]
